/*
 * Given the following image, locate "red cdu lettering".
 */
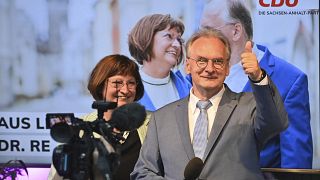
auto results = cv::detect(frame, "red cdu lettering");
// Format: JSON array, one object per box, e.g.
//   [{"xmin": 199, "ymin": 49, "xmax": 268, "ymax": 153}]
[
  {"xmin": 286, "ymin": 0, "xmax": 298, "ymax": 7},
  {"xmin": 259, "ymin": 0, "xmax": 298, "ymax": 7},
  {"xmin": 259, "ymin": 0, "xmax": 270, "ymax": 7},
  {"xmin": 271, "ymin": 0, "xmax": 284, "ymax": 7}
]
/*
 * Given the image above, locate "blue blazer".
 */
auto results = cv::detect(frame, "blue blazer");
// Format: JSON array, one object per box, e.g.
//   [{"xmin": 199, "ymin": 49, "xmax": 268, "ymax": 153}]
[
  {"xmin": 243, "ymin": 44, "xmax": 313, "ymax": 168},
  {"xmin": 138, "ymin": 70, "xmax": 191, "ymax": 112}
]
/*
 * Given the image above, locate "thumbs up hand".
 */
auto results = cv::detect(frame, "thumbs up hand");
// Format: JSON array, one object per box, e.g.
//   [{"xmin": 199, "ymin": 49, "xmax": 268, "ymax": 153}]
[{"xmin": 241, "ymin": 41, "xmax": 262, "ymax": 81}]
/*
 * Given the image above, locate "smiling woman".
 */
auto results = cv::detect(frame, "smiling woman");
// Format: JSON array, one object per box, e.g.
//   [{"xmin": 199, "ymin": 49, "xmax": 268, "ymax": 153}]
[
  {"xmin": 48, "ymin": 54, "xmax": 149, "ymax": 180},
  {"xmin": 128, "ymin": 14, "xmax": 191, "ymax": 111}
]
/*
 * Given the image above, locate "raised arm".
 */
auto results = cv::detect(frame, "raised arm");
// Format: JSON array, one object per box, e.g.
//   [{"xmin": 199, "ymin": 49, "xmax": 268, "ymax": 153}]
[{"xmin": 241, "ymin": 41, "xmax": 288, "ymax": 147}]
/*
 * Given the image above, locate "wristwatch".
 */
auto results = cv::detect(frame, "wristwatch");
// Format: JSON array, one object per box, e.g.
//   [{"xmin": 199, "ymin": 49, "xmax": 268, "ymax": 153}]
[{"xmin": 249, "ymin": 69, "xmax": 267, "ymax": 83}]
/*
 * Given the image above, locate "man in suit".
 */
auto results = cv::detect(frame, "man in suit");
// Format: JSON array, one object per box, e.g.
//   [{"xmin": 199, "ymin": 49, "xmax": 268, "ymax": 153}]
[
  {"xmin": 131, "ymin": 28, "xmax": 288, "ymax": 179},
  {"xmin": 200, "ymin": 0, "xmax": 312, "ymax": 168}
]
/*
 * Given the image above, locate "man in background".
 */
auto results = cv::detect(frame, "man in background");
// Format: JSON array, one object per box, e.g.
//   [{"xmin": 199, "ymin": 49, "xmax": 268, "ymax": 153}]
[{"xmin": 200, "ymin": 0, "xmax": 312, "ymax": 168}]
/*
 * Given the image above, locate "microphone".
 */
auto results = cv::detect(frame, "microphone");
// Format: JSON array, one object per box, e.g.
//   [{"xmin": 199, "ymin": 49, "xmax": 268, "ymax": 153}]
[
  {"xmin": 184, "ymin": 157, "xmax": 204, "ymax": 180},
  {"xmin": 108, "ymin": 102, "xmax": 147, "ymax": 132},
  {"xmin": 48, "ymin": 102, "xmax": 146, "ymax": 143}
]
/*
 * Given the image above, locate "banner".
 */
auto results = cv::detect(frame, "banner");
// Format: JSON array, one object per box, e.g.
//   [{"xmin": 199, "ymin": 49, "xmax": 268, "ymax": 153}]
[{"xmin": 0, "ymin": 0, "xmax": 318, "ymax": 172}]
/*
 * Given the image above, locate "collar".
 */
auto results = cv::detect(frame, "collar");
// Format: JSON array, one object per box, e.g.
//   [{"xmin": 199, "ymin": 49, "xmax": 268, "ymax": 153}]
[
  {"xmin": 189, "ymin": 85, "xmax": 225, "ymax": 114},
  {"xmin": 139, "ymin": 68, "xmax": 171, "ymax": 85}
]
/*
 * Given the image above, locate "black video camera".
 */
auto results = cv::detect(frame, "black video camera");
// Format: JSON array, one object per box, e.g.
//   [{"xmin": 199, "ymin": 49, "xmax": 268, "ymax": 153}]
[{"xmin": 46, "ymin": 101, "xmax": 146, "ymax": 180}]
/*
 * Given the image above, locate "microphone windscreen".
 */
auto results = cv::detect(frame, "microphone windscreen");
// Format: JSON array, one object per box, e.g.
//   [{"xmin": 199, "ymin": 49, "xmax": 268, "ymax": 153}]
[
  {"xmin": 110, "ymin": 102, "xmax": 146, "ymax": 131},
  {"xmin": 184, "ymin": 157, "xmax": 204, "ymax": 180}
]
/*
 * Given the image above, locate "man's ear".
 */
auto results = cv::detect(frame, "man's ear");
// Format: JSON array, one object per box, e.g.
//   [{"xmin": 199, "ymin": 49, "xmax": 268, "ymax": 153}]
[
  {"xmin": 185, "ymin": 59, "xmax": 191, "ymax": 74},
  {"xmin": 232, "ymin": 23, "xmax": 243, "ymax": 41},
  {"xmin": 225, "ymin": 63, "xmax": 230, "ymax": 76}
]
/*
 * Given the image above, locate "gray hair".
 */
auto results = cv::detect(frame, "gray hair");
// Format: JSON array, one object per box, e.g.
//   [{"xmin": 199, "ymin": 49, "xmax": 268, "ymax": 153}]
[
  {"xmin": 205, "ymin": 0, "xmax": 253, "ymax": 40},
  {"xmin": 186, "ymin": 27, "xmax": 231, "ymax": 63}
]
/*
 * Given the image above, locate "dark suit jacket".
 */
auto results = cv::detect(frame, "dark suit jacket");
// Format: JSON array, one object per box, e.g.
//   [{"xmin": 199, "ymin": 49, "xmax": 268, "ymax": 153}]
[{"xmin": 131, "ymin": 80, "xmax": 288, "ymax": 180}]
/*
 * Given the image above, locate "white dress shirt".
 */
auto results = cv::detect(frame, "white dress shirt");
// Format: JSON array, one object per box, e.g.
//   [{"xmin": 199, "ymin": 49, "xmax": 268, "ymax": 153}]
[{"xmin": 188, "ymin": 86, "xmax": 225, "ymax": 142}]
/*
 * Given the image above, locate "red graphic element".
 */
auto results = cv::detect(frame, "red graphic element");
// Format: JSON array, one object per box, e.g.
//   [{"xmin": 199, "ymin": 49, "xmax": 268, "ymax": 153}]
[{"xmin": 259, "ymin": 0, "xmax": 299, "ymax": 7}]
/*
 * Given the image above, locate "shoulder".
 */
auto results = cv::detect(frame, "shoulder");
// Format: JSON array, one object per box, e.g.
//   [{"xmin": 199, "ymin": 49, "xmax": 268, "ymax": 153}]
[
  {"xmin": 225, "ymin": 84, "xmax": 252, "ymax": 100},
  {"xmin": 157, "ymin": 96, "xmax": 188, "ymax": 112},
  {"xmin": 172, "ymin": 69, "xmax": 184, "ymax": 78},
  {"xmin": 171, "ymin": 70, "xmax": 192, "ymax": 88},
  {"xmin": 273, "ymin": 57, "xmax": 305, "ymax": 76},
  {"xmin": 258, "ymin": 44, "xmax": 306, "ymax": 76}
]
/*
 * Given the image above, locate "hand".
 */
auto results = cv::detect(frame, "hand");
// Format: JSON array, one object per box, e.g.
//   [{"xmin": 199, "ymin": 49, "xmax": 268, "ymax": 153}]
[{"xmin": 240, "ymin": 41, "xmax": 262, "ymax": 81}]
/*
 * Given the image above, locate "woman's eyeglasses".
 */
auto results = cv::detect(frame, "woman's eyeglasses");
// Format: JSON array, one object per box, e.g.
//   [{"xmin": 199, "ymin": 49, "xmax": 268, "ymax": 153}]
[{"xmin": 108, "ymin": 80, "xmax": 137, "ymax": 89}]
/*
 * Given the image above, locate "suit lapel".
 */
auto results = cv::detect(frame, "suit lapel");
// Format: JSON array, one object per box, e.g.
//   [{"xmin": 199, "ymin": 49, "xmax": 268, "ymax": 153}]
[
  {"xmin": 203, "ymin": 86, "xmax": 238, "ymax": 161},
  {"xmin": 175, "ymin": 97, "xmax": 195, "ymax": 160}
]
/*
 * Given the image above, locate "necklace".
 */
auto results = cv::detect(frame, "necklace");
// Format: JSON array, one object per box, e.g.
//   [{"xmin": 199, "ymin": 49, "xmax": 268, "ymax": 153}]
[{"xmin": 142, "ymin": 78, "xmax": 171, "ymax": 86}]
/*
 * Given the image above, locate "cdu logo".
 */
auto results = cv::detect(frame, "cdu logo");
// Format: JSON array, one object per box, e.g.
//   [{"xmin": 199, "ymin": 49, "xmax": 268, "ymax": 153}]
[{"xmin": 259, "ymin": 0, "xmax": 299, "ymax": 7}]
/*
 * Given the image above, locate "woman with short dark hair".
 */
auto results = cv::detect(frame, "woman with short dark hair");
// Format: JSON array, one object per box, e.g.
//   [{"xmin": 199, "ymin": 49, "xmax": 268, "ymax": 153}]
[{"xmin": 48, "ymin": 54, "xmax": 149, "ymax": 180}]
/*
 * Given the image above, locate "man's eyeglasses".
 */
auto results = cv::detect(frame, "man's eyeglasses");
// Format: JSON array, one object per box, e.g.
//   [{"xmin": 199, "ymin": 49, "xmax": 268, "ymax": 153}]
[
  {"xmin": 187, "ymin": 56, "xmax": 225, "ymax": 69},
  {"xmin": 108, "ymin": 80, "xmax": 137, "ymax": 89}
]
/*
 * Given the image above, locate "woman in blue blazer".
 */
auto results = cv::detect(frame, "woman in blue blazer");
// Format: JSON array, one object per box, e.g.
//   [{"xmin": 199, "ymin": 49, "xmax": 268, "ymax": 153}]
[{"xmin": 128, "ymin": 14, "xmax": 191, "ymax": 111}]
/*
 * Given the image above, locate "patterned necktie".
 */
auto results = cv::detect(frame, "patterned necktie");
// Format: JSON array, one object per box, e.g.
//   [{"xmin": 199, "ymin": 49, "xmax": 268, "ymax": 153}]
[{"xmin": 193, "ymin": 100, "xmax": 212, "ymax": 159}]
